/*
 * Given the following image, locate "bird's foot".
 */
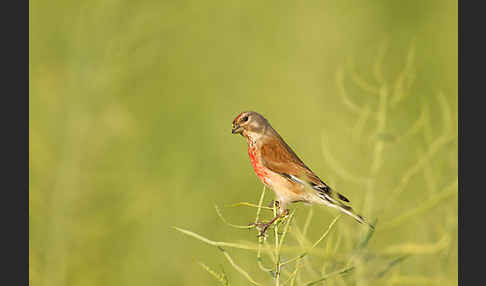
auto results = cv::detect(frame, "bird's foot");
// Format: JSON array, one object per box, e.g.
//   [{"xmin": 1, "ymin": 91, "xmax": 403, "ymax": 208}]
[
  {"xmin": 251, "ymin": 214, "xmax": 289, "ymax": 237},
  {"xmin": 253, "ymin": 222, "xmax": 273, "ymax": 237},
  {"xmin": 248, "ymin": 221, "xmax": 266, "ymax": 228},
  {"xmin": 258, "ymin": 223, "xmax": 272, "ymax": 237},
  {"xmin": 248, "ymin": 221, "xmax": 269, "ymax": 237},
  {"xmin": 268, "ymin": 200, "xmax": 280, "ymax": 208}
]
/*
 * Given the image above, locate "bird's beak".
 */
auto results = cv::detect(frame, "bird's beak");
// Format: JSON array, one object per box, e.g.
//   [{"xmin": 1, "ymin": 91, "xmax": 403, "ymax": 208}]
[{"xmin": 232, "ymin": 124, "xmax": 243, "ymax": 134}]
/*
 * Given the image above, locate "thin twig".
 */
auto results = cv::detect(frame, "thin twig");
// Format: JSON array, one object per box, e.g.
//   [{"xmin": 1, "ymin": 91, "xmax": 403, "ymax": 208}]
[
  {"xmin": 215, "ymin": 204, "xmax": 254, "ymax": 229},
  {"xmin": 281, "ymin": 215, "xmax": 342, "ymax": 266},
  {"xmin": 218, "ymin": 246, "xmax": 264, "ymax": 286}
]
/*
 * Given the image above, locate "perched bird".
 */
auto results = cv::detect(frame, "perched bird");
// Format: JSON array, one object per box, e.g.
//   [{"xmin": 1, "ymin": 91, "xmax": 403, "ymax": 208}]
[{"xmin": 232, "ymin": 111, "xmax": 372, "ymax": 235}]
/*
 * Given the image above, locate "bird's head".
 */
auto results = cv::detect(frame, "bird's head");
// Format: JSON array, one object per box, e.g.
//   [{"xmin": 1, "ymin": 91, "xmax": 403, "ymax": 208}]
[{"xmin": 232, "ymin": 111, "xmax": 269, "ymax": 137}]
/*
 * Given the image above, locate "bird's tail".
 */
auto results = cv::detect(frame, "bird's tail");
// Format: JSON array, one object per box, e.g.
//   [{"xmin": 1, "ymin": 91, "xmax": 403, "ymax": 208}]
[{"xmin": 313, "ymin": 193, "xmax": 374, "ymax": 230}]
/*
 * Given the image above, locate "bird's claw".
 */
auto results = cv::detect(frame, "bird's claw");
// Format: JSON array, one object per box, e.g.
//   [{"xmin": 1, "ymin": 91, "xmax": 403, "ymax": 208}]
[
  {"xmin": 249, "ymin": 221, "xmax": 271, "ymax": 237},
  {"xmin": 268, "ymin": 200, "xmax": 280, "ymax": 208},
  {"xmin": 257, "ymin": 224, "xmax": 271, "ymax": 237}
]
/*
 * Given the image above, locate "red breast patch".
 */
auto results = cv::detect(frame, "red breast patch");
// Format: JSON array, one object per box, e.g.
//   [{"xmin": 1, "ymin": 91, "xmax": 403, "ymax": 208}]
[{"xmin": 248, "ymin": 145, "xmax": 269, "ymax": 184}]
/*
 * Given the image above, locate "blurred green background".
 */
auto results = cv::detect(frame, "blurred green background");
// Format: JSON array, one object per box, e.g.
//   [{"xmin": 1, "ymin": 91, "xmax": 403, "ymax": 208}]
[{"xmin": 30, "ymin": 0, "xmax": 457, "ymax": 285}]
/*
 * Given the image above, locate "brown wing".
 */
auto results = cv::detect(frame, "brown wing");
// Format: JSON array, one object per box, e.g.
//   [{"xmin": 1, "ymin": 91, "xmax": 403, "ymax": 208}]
[
  {"xmin": 260, "ymin": 136, "xmax": 319, "ymax": 183},
  {"xmin": 260, "ymin": 134, "xmax": 350, "ymax": 203}
]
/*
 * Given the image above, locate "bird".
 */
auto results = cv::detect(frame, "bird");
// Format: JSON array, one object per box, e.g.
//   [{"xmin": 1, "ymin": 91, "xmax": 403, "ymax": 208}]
[{"xmin": 231, "ymin": 111, "xmax": 372, "ymax": 235}]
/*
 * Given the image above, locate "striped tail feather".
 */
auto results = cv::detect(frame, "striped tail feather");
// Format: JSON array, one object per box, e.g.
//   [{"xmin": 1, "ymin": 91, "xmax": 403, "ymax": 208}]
[
  {"xmin": 313, "ymin": 187, "xmax": 373, "ymax": 229},
  {"xmin": 280, "ymin": 173, "xmax": 373, "ymax": 229}
]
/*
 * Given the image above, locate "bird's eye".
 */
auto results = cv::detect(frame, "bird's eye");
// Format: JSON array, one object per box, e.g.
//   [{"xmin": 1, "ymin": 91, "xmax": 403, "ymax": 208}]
[{"xmin": 242, "ymin": 116, "xmax": 249, "ymax": 122}]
